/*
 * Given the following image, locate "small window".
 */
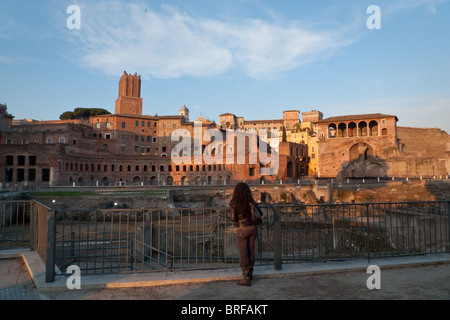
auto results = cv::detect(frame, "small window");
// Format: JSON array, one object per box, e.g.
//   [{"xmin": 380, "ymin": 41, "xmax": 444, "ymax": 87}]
[
  {"xmin": 29, "ymin": 156, "xmax": 37, "ymax": 166},
  {"xmin": 6, "ymin": 155, "xmax": 14, "ymax": 166}
]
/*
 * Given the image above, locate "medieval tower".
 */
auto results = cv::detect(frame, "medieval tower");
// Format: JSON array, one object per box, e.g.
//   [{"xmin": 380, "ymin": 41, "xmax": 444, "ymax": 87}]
[{"xmin": 115, "ymin": 71, "xmax": 143, "ymax": 115}]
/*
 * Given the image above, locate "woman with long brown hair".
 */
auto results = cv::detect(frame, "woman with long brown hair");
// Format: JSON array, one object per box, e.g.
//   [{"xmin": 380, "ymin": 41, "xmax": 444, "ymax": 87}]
[{"xmin": 229, "ymin": 182, "xmax": 259, "ymax": 286}]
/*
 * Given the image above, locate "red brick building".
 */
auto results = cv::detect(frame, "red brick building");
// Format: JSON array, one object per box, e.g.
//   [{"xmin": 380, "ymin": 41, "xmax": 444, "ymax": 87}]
[{"xmin": 0, "ymin": 73, "xmax": 306, "ymax": 188}]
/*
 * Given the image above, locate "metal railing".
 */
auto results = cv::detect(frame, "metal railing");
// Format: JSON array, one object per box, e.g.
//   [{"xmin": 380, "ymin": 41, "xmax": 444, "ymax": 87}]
[
  {"xmin": 0, "ymin": 200, "xmax": 33, "ymax": 249},
  {"xmin": 268, "ymin": 201, "xmax": 449, "ymax": 265},
  {"xmin": 1, "ymin": 199, "xmax": 449, "ymax": 283}
]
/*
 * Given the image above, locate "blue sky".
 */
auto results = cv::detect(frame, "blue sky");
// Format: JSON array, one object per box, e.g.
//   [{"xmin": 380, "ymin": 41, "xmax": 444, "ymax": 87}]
[{"xmin": 1, "ymin": 0, "xmax": 449, "ymax": 132}]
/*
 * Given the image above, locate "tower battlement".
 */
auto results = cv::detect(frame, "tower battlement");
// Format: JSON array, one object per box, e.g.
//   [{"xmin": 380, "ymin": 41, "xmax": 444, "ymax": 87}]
[{"xmin": 115, "ymin": 71, "xmax": 143, "ymax": 115}]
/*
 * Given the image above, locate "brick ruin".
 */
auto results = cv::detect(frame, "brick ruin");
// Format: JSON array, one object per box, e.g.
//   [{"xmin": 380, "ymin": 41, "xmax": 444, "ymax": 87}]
[
  {"xmin": 0, "ymin": 73, "xmax": 308, "ymax": 187},
  {"xmin": 0, "ymin": 72, "xmax": 449, "ymax": 188}
]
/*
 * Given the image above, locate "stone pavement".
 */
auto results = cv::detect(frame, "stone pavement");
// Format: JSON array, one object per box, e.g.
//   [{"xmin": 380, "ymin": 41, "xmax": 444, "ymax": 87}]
[{"xmin": 1, "ymin": 249, "xmax": 449, "ymax": 301}]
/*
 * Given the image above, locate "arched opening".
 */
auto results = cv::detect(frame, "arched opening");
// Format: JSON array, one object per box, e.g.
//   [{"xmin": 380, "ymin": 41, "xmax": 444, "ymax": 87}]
[
  {"xmin": 338, "ymin": 123, "xmax": 347, "ymax": 138},
  {"xmin": 165, "ymin": 176, "xmax": 174, "ymax": 186},
  {"xmin": 349, "ymin": 143, "xmax": 374, "ymax": 162},
  {"xmin": 369, "ymin": 120, "xmax": 379, "ymax": 136},
  {"xmin": 149, "ymin": 176, "xmax": 157, "ymax": 185},
  {"xmin": 358, "ymin": 121, "xmax": 368, "ymax": 137},
  {"xmin": 132, "ymin": 176, "xmax": 141, "ymax": 184},
  {"xmin": 287, "ymin": 161, "xmax": 294, "ymax": 178},
  {"xmin": 102, "ymin": 177, "xmax": 110, "ymax": 186},
  {"xmin": 382, "ymin": 128, "xmax": 388, "ymax": 136},
  {"xmin": 328, "ymin": 123, "xmax": 337, "ymax": 138},
  {"xmin": 181, "ymin": 176, "xmax": 187, "ymax": 186},
  {"xmin": 348, "ymin": 122, "xmax": 357, "ymax": 137}
]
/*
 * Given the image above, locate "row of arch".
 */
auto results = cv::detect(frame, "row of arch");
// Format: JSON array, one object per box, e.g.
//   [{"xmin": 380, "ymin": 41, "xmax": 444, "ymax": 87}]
[
  {"xmin": 325, "ymin": 120, "xmax": 388, "ymax": 139},
  {"xmin": 62, "ymin": 162, "xmax": 228, "ymax": 174},
  {"xmin": 69, "ymin": 174, "xmax": 233, "ymax": 186},
  {"xmin": 286, "ymin": 161, "xmax": 308, "ymax": 178}
]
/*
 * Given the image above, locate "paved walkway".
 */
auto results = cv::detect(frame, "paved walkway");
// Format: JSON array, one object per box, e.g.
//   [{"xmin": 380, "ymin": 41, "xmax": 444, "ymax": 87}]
[{"xmin": 1, "ymin": 249, "xmax": 449, "ymax": 301}]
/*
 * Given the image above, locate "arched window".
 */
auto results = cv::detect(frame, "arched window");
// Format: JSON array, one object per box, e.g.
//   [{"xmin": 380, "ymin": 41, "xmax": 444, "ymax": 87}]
[
  {"xmin": 348, "ymin": 122, "xmax": 357, "ymax": 137},
  {"xmin": 328, "ymin": 124, "xmax": 337, "ymax": 138},
  {"xmin": 358, "ymin": 121, "xmax": 368, "ymax": 137},
  {"xmin": 369, "ymin": 121, "xmax": 379, "ymax": 136},
  {"xmin": 338, "ymin": 123, "xmax": 347, "ymax": 138}
]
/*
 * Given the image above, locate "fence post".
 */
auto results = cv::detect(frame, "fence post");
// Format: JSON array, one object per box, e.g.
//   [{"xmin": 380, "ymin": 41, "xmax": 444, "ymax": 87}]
[
  {"xmin": 366, "ymin": 204, "xmax": 371, "ymax": 263},
  {"xmin": 45, "ymin": 210, "xmax": 56, "ymax": 283},
  {"xmin": 447, "ymin": 201, "xmax": 450, "ymax": 254},
  {"xmin": 273, "ymin": 205, "xmax": 282, "ymax": 270}
]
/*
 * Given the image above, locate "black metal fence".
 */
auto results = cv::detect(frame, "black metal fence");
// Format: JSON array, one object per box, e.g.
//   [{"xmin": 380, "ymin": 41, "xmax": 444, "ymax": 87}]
[{"xmin": 1, "ymin": 200, "xmax": 449, "ymax": 283}]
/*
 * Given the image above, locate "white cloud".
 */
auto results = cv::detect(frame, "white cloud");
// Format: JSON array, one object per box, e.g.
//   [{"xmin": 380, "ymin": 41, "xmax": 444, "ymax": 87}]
[{"xmin": 67, "ymin": 1, "xmax": 353, "ymax": 80}]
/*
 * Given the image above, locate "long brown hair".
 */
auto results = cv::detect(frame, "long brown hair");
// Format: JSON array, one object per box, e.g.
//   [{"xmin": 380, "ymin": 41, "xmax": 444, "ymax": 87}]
[{"xmin": 230, "ymin": 182, "xmax": 255, "ymax": 225}]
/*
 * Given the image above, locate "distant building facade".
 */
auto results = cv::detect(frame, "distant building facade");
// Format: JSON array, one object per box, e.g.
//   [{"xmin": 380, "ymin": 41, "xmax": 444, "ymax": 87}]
[
  {"xmin": 316, "ymin": 113, "xmax": 449, "ymax": 179},
  {"xmin": 0, "ymin": 72, "xmax": 306, "ymax": 188}
]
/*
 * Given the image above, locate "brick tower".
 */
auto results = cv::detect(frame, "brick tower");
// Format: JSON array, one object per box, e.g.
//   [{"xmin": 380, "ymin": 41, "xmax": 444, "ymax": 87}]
[{"xmin": 115, "ymin": 71, "xmax": 143, "ymax": 115}]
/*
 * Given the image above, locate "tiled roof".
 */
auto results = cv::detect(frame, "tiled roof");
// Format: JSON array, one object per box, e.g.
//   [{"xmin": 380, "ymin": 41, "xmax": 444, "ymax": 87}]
[{"xmin": 317, "ymin": 113, "xmax": 398, "ymax": 123}]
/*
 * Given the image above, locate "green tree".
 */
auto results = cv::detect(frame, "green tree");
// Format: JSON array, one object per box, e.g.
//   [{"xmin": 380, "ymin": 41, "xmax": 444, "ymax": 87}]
[
  {"xmin": 282, "ymin": 126, "xmax": 287, "ymax": 142},
  {"xmin": 59, "ymin": 108, "xmax": 111, "ymax": 120}
]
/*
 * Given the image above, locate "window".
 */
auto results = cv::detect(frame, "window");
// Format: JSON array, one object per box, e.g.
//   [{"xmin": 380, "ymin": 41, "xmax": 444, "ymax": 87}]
[
  {"xmin": 18, "ymin": 156, "xmax": 25, "ymax": 166},
  {"xmin": 135, "ymin": 120, "xmax": 139, "ymax": 126},
  {"xmin": 28, "ymin": 169, "xmax": 36, "ymax": 181},
  {"xmin": 6, "ymin": 138, "xmax": 12, "ymax": 144},
  {"xmin": 29, "ymin": 156, "xmax": 37, "ymax": 166},
  {"xmin": 122, "ymin": 122, "xmax": 126, "ymax": 129},
  {"xmin": 105, "ymin": 134, "xmax": 111, "ymax": 139},
  {"xmin": 42, "ymin": 168, "xmax": 50, "ymax": 182},
  {"xmin": 106, "ymin": 122, "xmax": 111, "ymax": 128},
  {"xmin": 96, "ymin": 123, "xmax": 101, "ymax": 129},
  {"xmin": 47, "ymin": 138, "xmax": 53, "ymax": 144},
  {"xmin": 6, "ymin": 155, "xmax": 14, "ymax": 166}
]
